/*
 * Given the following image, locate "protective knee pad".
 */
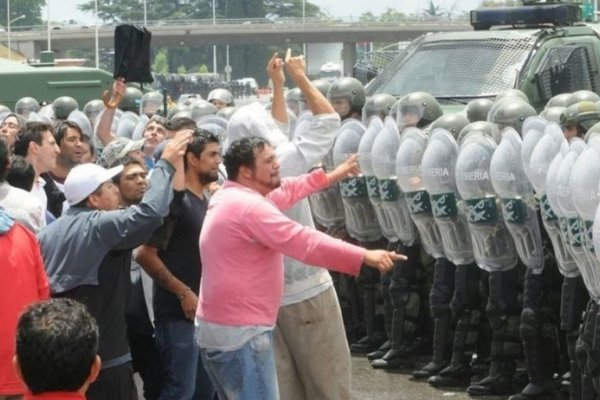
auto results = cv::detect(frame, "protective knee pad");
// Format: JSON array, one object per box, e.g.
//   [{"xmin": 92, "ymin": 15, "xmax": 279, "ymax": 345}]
[
  {"xmin": 389, "ymin": 277, "xmax": 410, "ymax": 311},
  {"xmin": 404, "ymin": 291, "xmax": 421, "ymax": 336},
  {"xmin": 355, "ymin": 265, "xmax": 380, "ymax": 288},
  {"xmin": 520, "ymin": 307, "xmax": 540, "ymax": 342}
]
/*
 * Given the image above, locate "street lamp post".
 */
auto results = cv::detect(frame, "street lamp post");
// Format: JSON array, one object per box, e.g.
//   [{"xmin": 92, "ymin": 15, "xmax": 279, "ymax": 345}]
[
  {"xmin": 212, "ymin": 0, "xmax": 217, "ymax": 75},
  {"xmin": 7, "ymin": 0, "xmax": 25, "ymax": 62},
  {"xmin": 94, "ymin": 0, "xmax": 99, "ymax": 68}
]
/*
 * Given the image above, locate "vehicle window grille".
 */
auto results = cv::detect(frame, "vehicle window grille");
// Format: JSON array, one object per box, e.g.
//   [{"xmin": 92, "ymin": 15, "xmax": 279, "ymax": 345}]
[{"xmin": 535, "ymin": 46, "xmax": 596, "ymax": 102}]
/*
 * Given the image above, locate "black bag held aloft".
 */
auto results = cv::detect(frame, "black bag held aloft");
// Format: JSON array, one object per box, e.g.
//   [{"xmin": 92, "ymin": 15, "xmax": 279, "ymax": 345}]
[{"xmin": 113, "ymin": 24, "xmax": 153, "ymax": 84}]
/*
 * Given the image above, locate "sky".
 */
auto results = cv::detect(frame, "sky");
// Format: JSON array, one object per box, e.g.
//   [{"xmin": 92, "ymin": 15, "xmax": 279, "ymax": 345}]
[{"xmin": 48, "ymin": 0, "xmax": 484, "ymax": 25}]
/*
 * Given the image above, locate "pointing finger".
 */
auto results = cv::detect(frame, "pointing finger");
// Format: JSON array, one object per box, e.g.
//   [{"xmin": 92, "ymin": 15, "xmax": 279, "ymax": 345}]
[{"xmin": 390, "ymin": 252, "xmax": 408, "ymax": 262}]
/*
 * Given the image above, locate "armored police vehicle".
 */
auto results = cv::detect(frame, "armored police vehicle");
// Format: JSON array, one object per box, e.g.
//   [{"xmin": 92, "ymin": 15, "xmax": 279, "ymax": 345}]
[
  {"xmin": 0, "ymin": 52, "xmax": 113, "ymax": 110},
  {"xmin": 366, "ymin": 3, "xmax": 600, "ymax": 111}
]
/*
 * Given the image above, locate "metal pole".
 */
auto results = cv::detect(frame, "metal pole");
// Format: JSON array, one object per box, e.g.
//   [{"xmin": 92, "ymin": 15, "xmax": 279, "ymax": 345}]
[
  {"xmin": 302, "ymin": 0, "xmax": 306, "ymax": 55},
  {"xmin": 94, "ymin": 0, "xmax": 99, "ymax": 68},
  {"xmin": 212, "ymin": 0, "xmax": 217, "ymax": 74},
  {"xmin": 46, "ymin": 0, "xmax": 50, "ymax": 50},
  {"xmin": 7, "ymin": 0, "xmax": 11, "ymax": 61},
  {"xmin": 143, "ymin": 0, "xmax": 147, "ymax": 26}
]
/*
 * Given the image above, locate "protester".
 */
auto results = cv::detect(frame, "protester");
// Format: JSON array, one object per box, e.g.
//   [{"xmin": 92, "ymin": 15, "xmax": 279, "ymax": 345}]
[
  {"xmin": 37, "ymin": 132, "xmax": 191, "ymax": 400},
  {"xmin": 196, "ymin": 136, "xmax": 406, "ymax": 399},
  {"xmin": 13, "ymin": 298, "xmax": 100, "ymax": 400},
  {"xmin": 0, "ymin": 206, "xmax": 49, "ymax": 399}
]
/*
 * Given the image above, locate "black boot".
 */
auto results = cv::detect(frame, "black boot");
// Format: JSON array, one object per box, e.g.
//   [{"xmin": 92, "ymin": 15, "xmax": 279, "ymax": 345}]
[
  {"xmin": 371, "ymin": 307, "xmax": 410, "ymax": 369},
  {"xmin": 428, "ymin": 310, "xmax": 478, "ymax": 387},
  {"xmin": 350, "ymin": 284, "xmax": 384, "ymax": 353},
  {"xmin": 508, "ymin": 334, "xmax": 559, "ymax": 400},
  {"xmin": 467, "ymin": 356, "xmax": 516, "ymax": 396},
  {"xmin": 367, "ymin": 340, "xmax": 390, "ymax": 361},
  {"xmin": 413, "ymin": 313, "xmax": 451, "ymax": 379}
]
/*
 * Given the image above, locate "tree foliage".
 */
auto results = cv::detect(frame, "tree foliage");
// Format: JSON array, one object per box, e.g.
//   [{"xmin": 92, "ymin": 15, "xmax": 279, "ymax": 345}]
[
  {"xmin": 423, "ymin": 0, "xmax": 444, "ymax": 18},
  {"xmin": 0, "ymin": 0, "xmax": 45, "ymax": 28}
]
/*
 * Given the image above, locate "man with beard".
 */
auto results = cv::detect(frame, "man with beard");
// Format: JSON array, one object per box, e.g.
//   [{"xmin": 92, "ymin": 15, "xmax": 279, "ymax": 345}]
[
  {"xmin": 48, "ymin": 121, "xmax": 84, "ymax": 191},
  {"xmin": 136, "ymin": 129, "xmax": 221, "ymax": 400}
]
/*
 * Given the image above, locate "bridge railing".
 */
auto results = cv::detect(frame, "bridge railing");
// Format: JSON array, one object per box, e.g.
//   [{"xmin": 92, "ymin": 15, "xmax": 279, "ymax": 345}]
[{"xmin": 6, "ymin": 16, "xmax": 470, "ymax": 34}]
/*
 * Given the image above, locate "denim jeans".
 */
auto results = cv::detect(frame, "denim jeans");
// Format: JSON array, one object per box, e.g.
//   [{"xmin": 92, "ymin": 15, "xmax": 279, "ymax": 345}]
[
  {"xmin": 155, "ymin": 320, "xmax": 214, "ymax": 400},
  {"xmin": 200, "ymin": 331, "xmax": 279, "ymax": 400}
]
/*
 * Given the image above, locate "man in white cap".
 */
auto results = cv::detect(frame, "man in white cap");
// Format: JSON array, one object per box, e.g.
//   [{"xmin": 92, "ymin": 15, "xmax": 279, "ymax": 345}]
[
  {"xmin": 224, "ymin": 50, "xmax": 351, "ymax": 400},
  {"xmin": 37, "ymin": 131, "xmax": 191, "ymax": 400}
]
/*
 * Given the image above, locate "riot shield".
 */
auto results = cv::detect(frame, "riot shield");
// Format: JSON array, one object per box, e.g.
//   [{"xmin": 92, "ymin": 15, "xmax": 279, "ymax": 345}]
[
  {"xmin": 455, "ymin": 132, "xmax": 518, "ymax": 272},
  {"xmin": 553, "ymin": 139, "xmax": 593, "ymax": 287},
  {"xmin": 67, "ymin": 110, "xmax": 93, "ymax": 139},
  {"xmin": 333, "ymin": 118, "xmax": 382, "ymax": 242},
  {"xmin": 528, "ymin": 123, "xmax": 578, "ymax": 277},
  {"xmin": 307, "ymin": 126, "xmax": 346, "ymax": 229},
  {"xmin": 396, "ymin": 127, "xmax": 445, "ymax": 258},
  {"xmin": 422, "ymin": 128, "xmax": 474, "ymax": 265},
  {"xmin": 358, "ymin": 116, "xmax": 397, "ymax": 241},
  {"xmin": 490, "ymin": 128, "xmax": 544, "ymax": 273},
  {"xmin": 372, "ymin": 116, "xmax": 418, "ymax": 246},
  {"xmin": 571, "ymin": 146, "xmax": 600, "ymax": 301},
  {"xmin": 521, "ymin": 117, "xmax": 547, "ymax": 185}
]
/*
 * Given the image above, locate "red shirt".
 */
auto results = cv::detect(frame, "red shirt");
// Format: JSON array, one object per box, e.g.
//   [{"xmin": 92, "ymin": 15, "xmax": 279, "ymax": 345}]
[
  {"xmin": 0, "ymin": 223, "xmax": 50, "ymax": 395},
  {"xmin": 25, "ymin": 392, "xmax": 85, "ymax": 400}
]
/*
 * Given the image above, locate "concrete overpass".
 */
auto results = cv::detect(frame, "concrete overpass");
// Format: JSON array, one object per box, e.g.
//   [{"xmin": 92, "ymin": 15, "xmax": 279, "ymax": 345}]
[{"xmin": 1, "ymin": 18, "xmax": 472, "ymax": 75}]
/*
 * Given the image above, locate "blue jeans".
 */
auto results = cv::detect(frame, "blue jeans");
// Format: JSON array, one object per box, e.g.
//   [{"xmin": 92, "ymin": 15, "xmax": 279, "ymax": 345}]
[
  {"xmin": 155, "ymin": 320, "xmax": 214, "ymax": 400},
  {"xmin": 200, "ymin": 331, "xmax": 279, "ymax": 400}
]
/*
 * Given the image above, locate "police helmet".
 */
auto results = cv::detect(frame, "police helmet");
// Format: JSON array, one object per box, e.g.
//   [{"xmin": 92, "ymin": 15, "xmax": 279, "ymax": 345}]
[
  {"xmin": 565, "ymin": 90, "xmax": 600, "ymax": 107},
  {"xmin": 327, "ymin": 77, "xmax": 366, "ymax": 116},
  {"xmin": 491, "ymin": 100, "xmax": 537, "ymax": 134},
  {"xmin": 394, "ymin": 91, "xmax": 443, "ymax": 129},
  {"xmin": 52, "ymin": 96, "xmax": 79, "ymax": 120},
  {"xmin": 560, "ymin": 101, "xmax": 600, "ymax": 134},
  {"xmin": 362, "ymin": 93, "xmax": 397, "ymax": 122},
  {"xmin": 465, "ymin": 98, "xmax": 494, "ymax": 122},
  {"xmin": 15, "ymin": 97, "xmax": 40, "ymax": 117},
  {"xmin": 120, "ymin": 87, "xmax": 143, "ymax": 113},
  {"xmin": 207, "ymin": 88, "xmax": 234, "ymax": 108},
  {"xmin": 429, "ymin": 113, "xmax": 470, "ymax": 138}
]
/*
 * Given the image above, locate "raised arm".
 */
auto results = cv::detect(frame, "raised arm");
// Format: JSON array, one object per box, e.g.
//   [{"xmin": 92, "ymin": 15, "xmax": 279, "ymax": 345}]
[
  {"xmin": 285, "ymin": 48, "xmax": 335, "ymax": 116},
  {"xmin": 95, "ymin": 79, "xmax": 126, "ymax": 146},
  {"xmin": 267, "ymin": 52, "xmax": 288, "ymax": 125}
]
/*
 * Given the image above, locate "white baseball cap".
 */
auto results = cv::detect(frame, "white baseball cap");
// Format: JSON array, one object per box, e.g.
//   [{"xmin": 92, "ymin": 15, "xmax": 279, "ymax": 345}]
[{"xmin": 64, "ymin": 163, "xmax": 123, "ymax": 206}]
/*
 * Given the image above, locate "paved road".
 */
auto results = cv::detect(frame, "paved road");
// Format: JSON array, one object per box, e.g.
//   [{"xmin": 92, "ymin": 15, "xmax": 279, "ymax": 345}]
[{"xmin": 350, "ymin": 355, "xmax": 507, "ymax": 400}]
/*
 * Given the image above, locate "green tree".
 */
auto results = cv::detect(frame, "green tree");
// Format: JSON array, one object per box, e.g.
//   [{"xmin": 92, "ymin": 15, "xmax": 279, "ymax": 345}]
[
  {"xmin": 0, "ymin": 0, "xmax": 44, "ymax": 28},
  {"xmin": 380, "ymin": 8, "xmax": 407, "ymax": 22},
  {"xmin": 423, "ymin": 0, "xmax": 443, "ymax": 18},
  {"xmin": 152, "ymin": 49, "xmax": 169, "ymax": 74}
]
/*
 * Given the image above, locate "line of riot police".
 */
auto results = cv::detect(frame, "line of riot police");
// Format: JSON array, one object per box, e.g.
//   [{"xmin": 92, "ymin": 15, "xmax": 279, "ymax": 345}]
[{"xmin": 289, "ymin": 76, "xmax": 600, "ymax": 400}]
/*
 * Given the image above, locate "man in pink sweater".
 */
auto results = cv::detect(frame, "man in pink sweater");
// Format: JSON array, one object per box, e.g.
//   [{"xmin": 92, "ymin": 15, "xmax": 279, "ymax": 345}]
[{"xmin": 196, "ymin": 136, "xmax": 406, "ymax": 400}]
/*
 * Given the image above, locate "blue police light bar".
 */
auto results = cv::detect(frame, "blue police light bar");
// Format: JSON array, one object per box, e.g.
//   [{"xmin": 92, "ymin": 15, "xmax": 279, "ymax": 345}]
[{"xmin": 471, "ymin": 4, "xmax": 580, "ymax": 30}]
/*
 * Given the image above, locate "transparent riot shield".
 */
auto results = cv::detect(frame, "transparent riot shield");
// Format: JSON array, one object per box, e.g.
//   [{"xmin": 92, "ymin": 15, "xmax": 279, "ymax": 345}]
[
  {"xmin": 456, "ymin": 132, "xmax": 518, "ymax": 272},
  {"xmin": 358, "ymin": 116, "xmax": 397, "ymax": 241},
  {"xmin": 571, "ymin": 146, "xmax": 600, "ymax": 301},
  {"xmin": 307, "ymin": 117, "xmax": 346, "ymax": 229},
  {"xmin": 372, "ymin": 116, "xmax": 418, "ymax": 246},
  {"xmin": 528, "ymin": 123, "xmax": 578, "ymax": 277},
  {"xmin": 396, "ymin": 127, "xmax": 445, "ymax": 258},
  {"xmin": 490, "ymin": 128, "xmax": 544, "ymax": 273},
  {"xmin": 422, "ymin": 128, "xmax": 474, "ymax": 265},
  {"xmin": 521, "ymin": 117, "xmax": 547, "ymax": 184},
  {"xmin": 333, "ymin": 118, "xmax": 382, "ymax": 242},
  {"xmin": 553, "ymin": 139, "xmax": 594, "ymax": 289}
]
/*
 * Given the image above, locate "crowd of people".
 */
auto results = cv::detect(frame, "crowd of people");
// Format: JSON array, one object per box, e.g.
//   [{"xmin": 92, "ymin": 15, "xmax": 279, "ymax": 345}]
[{"xmin": 3, "ymin": 46, "xmax": 600, "ymax": 400}]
